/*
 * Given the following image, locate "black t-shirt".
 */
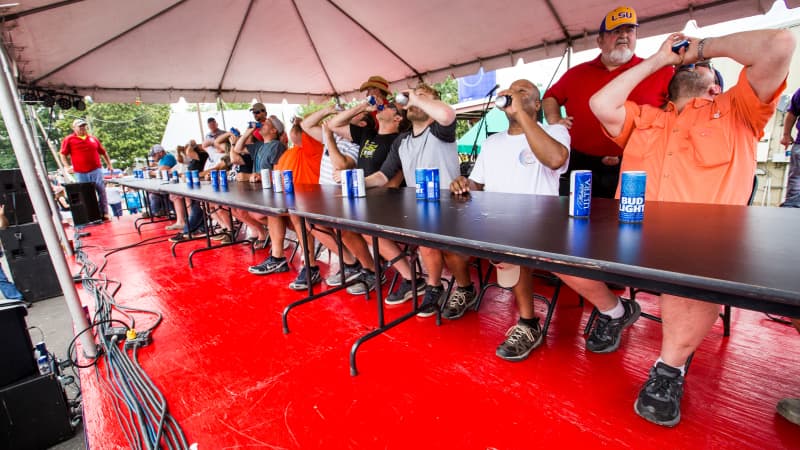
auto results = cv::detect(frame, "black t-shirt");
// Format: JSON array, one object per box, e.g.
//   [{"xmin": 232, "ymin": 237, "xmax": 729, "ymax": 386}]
[
  {"xmin": 238, "ymin": 153, "xmax": 254, "ymax": 174},
  {"xmin": 350, "ymin": 124, "xmax": 398, "ymax": 177},
  {"xmin": 187, "ymin": 148, "xmax": 209, "ymax": 171}
]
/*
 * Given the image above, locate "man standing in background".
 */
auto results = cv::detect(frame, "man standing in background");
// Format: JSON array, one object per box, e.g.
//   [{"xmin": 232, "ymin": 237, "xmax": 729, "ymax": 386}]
[{"xmin": 60, "ymin": 118, "xmax": 113, "ymax": 220}]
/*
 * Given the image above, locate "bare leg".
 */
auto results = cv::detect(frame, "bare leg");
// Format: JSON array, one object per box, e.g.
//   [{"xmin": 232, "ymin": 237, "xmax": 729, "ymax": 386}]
[
  {"xmin": 288, "ymin": 214, "xmax": 315, "ymax": 266},
  {"xmin": 659, "ymin": 295, "xmax": 720, "ymax": 367},
  {"xmin": 311, "ymin": 226, "xmax": 357, "ymax": 265},
  {"xmin": 443, "ymin": 251, "xmax": 472, "ymax": 287},
  {"xmin": 341, "ymin": 231, "xmax": 374, "ymax": 269},
  {"xmin": 267, "ymin": 215, "xmax": 287, "ymax": 259},
  {"xmin": 556, "ymin": 274, "xmax": 618, "ymax": 311},
  {"xmin": 419, "ymin": 247, "xmax": 443, "ymax": 286},
  {"xmin": 515, "ymin": 266, "xmax": 536, "ymax": 319},
  {"xmin": 232, "ymin": 209, "xmax": 267, "ymax": 241},
  {"xmin": 374, "ymin": 237, "xmax": 411, "ymax": 279},
  {"xmin": 170, "ymin": 195, "xmax": 186, "ymax": 226}
]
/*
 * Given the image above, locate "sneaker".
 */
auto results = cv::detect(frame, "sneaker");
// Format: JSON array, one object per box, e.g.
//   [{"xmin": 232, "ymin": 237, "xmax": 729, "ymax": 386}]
[
  {"xmin": 634, "ymin": 362, "xmax": 685, "ymax": 427},
  {"xmin": 289, "ymin": 266, "xmax": 322, "ymax": 290},
  {"xmin": 416, "ymin": 284, "xmax": 446, "ymax": 317},
  {"xmin": 385, "ymin": 277, "xmax": 426, "ymax": 305},
  {"xmin": 346, "ymin": 270, "xmax": 385, "ymax": 295},
  {"xmin": 585, "ymin": 298, "xmax": 641, "ymax": 353},
  {"xmin": 215, "ymin": 234, "xmax": 232, "ymax": 244},
  {"xmin": 248, "ymin": 256, "xmax": 289, "ymax": 275},
  {"xmin": 168, "ymin": 232, "xmax": 187, "ymax": 243},
  {"xmin": 326, "ymin": 262, "xmax": 363, "ymax": 287},
  {"xmin": 495, "ymin": 320, "xmax": 543, "ymax": 362},
  {"xmin": 441, "ymin": 285, "xmax": 477, "ymax": 320},
  {"xmin": 777, "ymin": 398, "xmax": 800, "ymax": 426},
  {"xmin": 211, "ymin": 230, "xmax": 229, "ymax": 241},
  {"xmin": 141, "ymin": 212, "xmax": 151, "ymax": 219},
  {"xmin": 165, "ymin": 223, "xmax": 184, "ymax": 231}
]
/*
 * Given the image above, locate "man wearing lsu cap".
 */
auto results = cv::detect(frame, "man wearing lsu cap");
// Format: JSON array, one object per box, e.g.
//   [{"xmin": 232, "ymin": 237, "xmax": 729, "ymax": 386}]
[
  {"xmin": 543, "ymin": 6, "xmax": 673, "ymax": 199},
  {"xmin": 60, "ymin": 118, "xmax": 113, "ymax": 220}
]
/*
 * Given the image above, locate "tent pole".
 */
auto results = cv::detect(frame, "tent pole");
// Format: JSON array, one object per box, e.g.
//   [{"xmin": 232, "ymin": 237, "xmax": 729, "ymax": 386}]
[
  {"xmin": 25, "ymin": 105, "xmax": 73, "ymax": 257},
  {"xmin": 217, "ymin": 96, "xmax": 227, "ymax": 130},
  {"xmin": 0, "ymin": 41, "xmax": 96, "ymax": 357},
  {"xmin": 196, "ymin": 103, "xmax": 203, "ymax": 140}
]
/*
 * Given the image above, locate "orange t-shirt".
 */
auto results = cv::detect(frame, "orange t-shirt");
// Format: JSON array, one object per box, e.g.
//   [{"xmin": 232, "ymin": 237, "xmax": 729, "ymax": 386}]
[
  {"xmin": 612, "ymin": 69, "xmax": 784, "ymax": 205},
  {"xmin": 275, "ymin": 132, "xmax": 324, "ymax": 184}
]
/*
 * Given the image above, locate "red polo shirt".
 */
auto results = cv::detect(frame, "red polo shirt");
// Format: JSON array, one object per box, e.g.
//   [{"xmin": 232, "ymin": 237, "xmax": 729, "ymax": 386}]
[
  {"xmin": 60, "ymin": 133, "xmax": 107, "ymax": 173},
  {"xmin": 544, "ymin": 55, "xmax": 673, "ymax": 157}
]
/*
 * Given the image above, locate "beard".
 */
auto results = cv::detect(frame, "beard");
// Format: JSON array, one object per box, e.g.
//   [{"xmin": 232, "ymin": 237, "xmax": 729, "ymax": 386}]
[
  {"xmin": 405, "ymin": 106, "xmax": 429, "ymax": 123},
  {"xmin": 606, "ymin": 47, "xmax": 634, "ymax": 66},
  {"xmin": 668, "ymin": 70, "xmax": 710, "ymax": 100}
]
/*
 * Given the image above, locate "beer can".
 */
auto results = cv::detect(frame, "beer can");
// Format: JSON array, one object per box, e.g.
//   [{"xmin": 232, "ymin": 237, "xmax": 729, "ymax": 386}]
[
  {"xmin": 569, "ymin": 170, "xmax": 592, "ymax": 218},
  {"xmin": 219, "ymin": 170, "xmax": 228, "ymax": 188},
  {"xmin": 185, "ymin": 170, "xmax": 193, "ymax": 186},
  {"xmin": 352, "ymin": 168, "xmax": 365, "ymax": 198},
  {"xmin": 172, "ymin": 170, "xmax": 179, "ymax": 183},
  {"xmin": 272, "ymin": 169, "xmax": 283, "ymax": 193},
  {"xmin": 282, "ymin": 170, "xmax": 294, "ymax": 193},
  {"xmin": 415, "ymin": 168, "xmax": 427, "ymax": 200},
  {"xmin": 191, "ymin": 170, "xmax": 200, "ymax": 186},
  {"xmin": 340, "ymin": 169, "xmax": 350, "ymax": 197},
  {"xmin": 425, "ymin": 168, "xmax": 440, "ymax": 201},
  {"xmin": 260, "ymin": 169, "xmax": 272, "ymax": 189},
  {"xmin": 619, "ymin": 171, "xmax": 647, "ymax": 223},
  {"xmin": 210, "ymin": 169, "xmax": 219, "ymax": 187}
]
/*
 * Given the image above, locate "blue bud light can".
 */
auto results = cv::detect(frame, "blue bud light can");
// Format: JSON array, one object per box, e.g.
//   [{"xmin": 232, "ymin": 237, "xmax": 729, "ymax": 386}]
[
  {"xmin": 352, "ymin": 169, "xmax": 366, "ymax": 197},
  {"xmin": 569, "ymin": 170, "xmax": 592, "ymax": 218},
  {"xmin": 172, "ymin": 170, "xmax": 179, "ymax": 183},
  {"xmin": 282, "ymin": 170, "xmax": 294, "ymax": 193},
  {"xmin": 415, "ymin": 168, "xmax": 427, "ymax": 200},
  {"xmin": 340, "ymin": 169, "xmax": 351, "ymax": 197},
  {"xmin": 191, "ymin": 170, "xmax": 200, "ymax": 186},
  {"xmin": 272, "ymin": 170, "xmax": 283, "ymax": 193},
  {"xmin": 210, "ymin": 169, "xmax": 219, "ymax": 187},
  {"xmin": 425, "ymin": 168, "xmax": 440, "ymax": 201},
  {"xmin": 619, "ymin": 171, "xmax": 647, "ymax": 223},
  {"xmin": 219, "ymin": 170, "xmax": 228, "ymax": 188},
  {"xmin": 185, "ymin": 170, "xmax": 193, "ymax": 186}
]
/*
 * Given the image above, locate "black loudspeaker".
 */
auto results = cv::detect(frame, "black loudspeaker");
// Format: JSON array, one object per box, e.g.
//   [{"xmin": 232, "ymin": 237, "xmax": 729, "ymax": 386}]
[
  {"xmin": 0, "ymin": 303, "xmax": 37, "ymax": 387},
  {"xmin": 65, "ymin": 182, "xmax": 102, "ymax": 226},
  {"xmin": 0, "ymin": 223, "xmax": 62, "ymax": 302},
  {"xmin": 0, "ymin": 169, "xmax": 33, "ymax": 225},
  {"xmin": 0, "ymin": 374, "xmax": 74, "ymax": 450}
]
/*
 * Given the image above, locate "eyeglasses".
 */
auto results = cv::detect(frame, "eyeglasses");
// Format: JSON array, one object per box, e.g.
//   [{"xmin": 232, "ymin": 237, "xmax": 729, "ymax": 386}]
[{"xmin": 252, "ymin": 109, "xmax": 265, "ymax": 114}]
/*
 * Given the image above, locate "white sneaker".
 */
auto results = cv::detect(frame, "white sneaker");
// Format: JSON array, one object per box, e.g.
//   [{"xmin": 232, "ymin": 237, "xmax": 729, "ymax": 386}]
[{"xmin": 165, "ymin": 223, "xmax": 184, "ymax": 231}]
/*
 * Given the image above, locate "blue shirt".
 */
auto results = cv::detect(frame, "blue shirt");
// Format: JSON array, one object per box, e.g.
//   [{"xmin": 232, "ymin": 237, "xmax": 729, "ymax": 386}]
[{"xmin": 158, "ymin": 153, "xmax": 177, "ymax": 168}]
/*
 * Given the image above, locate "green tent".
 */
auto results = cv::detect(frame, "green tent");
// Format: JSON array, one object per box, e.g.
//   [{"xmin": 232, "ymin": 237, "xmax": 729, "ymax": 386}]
[{"xmin": 457, "ymin": 107, "xmax": 509, "ymax": 155}]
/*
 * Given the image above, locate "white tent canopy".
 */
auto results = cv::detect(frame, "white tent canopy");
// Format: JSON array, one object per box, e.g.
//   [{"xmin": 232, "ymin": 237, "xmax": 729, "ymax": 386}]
[{"xmin": 3, "ymin": 0, "xmax": 798, "ymax": 104}]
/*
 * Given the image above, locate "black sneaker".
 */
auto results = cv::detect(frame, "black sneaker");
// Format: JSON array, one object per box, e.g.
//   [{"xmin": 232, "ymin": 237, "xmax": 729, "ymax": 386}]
[
  {"xmin": 288, "ymin": 266, "xmax": 322, "ymax": 290},
  {"xmin": 585, "ymin": 298, "xmax": 641, "ymax": 353},
  {"xmin": 495, "ymin": 320, "xmax": 543, "ymax": 362},
  {"xmin": 168, "ymin": 232, "xmax": 188, "ymax": 243},
  {"xmin": 346, "ymin": 269, "xmax": 385, "ymax": 295},
  {"xmin": 385, "ymin": 277, "xmax": 426, "ymax": 305},
  {"xmin": 248, "ymin": 256, "xmax": 289, "ymax": 275},
  {"xmin": 777, "ymin": 398, "xmax": 800, "ymax": 426},
  {"xmin": 441, "ymin": 284, "xmax": 477, "ymax": 320},
  {"xmin": 634, "ymin": 362, "xmax": 685, "ymax": 427},
  {"xmin": 325, "ymin": 262, "xmax": 362, "ymax": 287},
  {"xmin": 416, "ymin": 284, "xmax": 446, "ymax": 318}
]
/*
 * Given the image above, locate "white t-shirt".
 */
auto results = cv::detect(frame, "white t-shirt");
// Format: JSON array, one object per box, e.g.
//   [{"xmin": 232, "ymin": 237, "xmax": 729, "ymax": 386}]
[
  {"xmin": 469, "ymin": 123, "xmax": 570, "ymax": 195},
  {"xmin": 203, "ymin": 149, "xmax": 226, "ymax": 171}
]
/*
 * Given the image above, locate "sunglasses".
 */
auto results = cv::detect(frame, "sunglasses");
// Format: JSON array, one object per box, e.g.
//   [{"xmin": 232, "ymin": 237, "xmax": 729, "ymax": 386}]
[{"xmin": 252, "ymin": 109, "xmax": 266, "ymax": 114}]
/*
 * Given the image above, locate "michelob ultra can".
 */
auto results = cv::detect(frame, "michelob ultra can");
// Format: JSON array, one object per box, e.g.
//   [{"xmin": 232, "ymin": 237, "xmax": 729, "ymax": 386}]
[
  {"xmin": 415, "ymin": 168, "xmax": 427, "ymax": 200},
  {"xmin": 569, "ymin": 170, "xmax": 592, "ymax": 218},
  {"xmin": 260, "ymin": 169, "xmax": 272, "ymax": 189},
  {"xmin": 425, "ymin": 168, "xmax": 440, "ymax": 201},
  {"xmin": 282, "ymin": 170, "xmax": 294, "ymax": 194},
  {"xmin": 272, "ymin": 169, "xmax": 283, "ymax": 193},
  {"xmin": 619, "ymin": 171, "xmax": 647, "ymax": 223}
]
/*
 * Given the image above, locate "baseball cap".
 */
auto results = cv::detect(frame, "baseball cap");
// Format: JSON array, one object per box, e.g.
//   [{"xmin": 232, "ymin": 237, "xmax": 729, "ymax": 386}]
[
  {"xmin": 149, "ymin": 144, "xmax": 165, "ymax": 157},
  {"xmin": 495, "ymin": 263, "xmax": 521, "ymax": 288},
  {"xmin": 359, "ymin": 75, "xmax": 390, "ymax": 95},
  {"xmin": 268, "ymin": 116, "xmax": 285, "ymax": 136},
  {"xmin": 600, "ymin": 6, "xmax": 638, "ymax": 33},
  {"xmin": 249, "ymin": 102, "xmax": 267, "ymax": 113},
  {"xmin": 72, "ymin": 118, "xmax": 87, "ymax": 127}
]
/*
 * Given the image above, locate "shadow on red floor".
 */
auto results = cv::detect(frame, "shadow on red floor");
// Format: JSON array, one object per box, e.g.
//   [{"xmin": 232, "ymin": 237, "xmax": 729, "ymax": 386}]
[{"xmin": 71, "ymin": 217, "xmax": 800, "ymax": 449}]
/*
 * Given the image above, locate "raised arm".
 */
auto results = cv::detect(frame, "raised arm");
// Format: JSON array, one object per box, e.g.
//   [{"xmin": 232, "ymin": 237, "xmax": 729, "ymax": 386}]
[
  {"xmin": 327, "ymin": 103, "xmax": 371, "ymax": 141},
  {"xmin": 300, "ymin": 105, "xmax": 336, "ymax": 143},
  {"xmin": 323, "ymin": 124, "xmax": 356, "ymax": 170},
  {"xmin": 405, "ymin": 90, "xmax": 455, "ymax": 126}
]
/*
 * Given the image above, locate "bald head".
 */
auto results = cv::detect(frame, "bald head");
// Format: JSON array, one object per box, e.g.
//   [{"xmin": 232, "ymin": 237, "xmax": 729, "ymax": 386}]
[{"xmin": 506, "ymin": 79, "xmax": 541, "ymax": 121}]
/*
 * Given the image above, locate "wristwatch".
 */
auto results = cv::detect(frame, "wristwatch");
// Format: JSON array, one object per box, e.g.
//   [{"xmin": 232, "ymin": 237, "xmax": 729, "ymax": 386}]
[{"xmin": 697, "ymin": 38, "xmax": 708, "ymax": 61}]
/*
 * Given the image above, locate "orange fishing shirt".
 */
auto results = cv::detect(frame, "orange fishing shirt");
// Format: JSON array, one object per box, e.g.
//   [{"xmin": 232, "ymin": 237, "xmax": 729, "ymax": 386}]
[{"xmin": 612, "ymin": 69, "xmax": 784, "ymax": 205}]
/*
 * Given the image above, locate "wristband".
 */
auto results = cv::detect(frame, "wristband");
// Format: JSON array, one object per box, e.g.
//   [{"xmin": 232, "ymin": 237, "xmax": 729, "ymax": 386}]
[{"xmin": 697, "ymin": 38, "xmax": 708, "ymax": 61}]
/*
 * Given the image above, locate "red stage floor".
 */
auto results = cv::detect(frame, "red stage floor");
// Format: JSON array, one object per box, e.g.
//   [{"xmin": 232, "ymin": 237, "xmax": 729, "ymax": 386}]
[{"xmin": 70, "ymin": 217, "xmax": 800, "ymax": 449}]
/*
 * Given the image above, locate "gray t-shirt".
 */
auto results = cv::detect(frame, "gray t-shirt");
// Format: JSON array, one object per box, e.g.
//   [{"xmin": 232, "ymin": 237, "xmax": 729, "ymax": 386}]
[
  {"xmin": 247, "ymin": 140, "xmax": 286, "ymax": 172},
  {"xmin": 379, "ymin": 121, "xmax": 459, "ymax": 186}
]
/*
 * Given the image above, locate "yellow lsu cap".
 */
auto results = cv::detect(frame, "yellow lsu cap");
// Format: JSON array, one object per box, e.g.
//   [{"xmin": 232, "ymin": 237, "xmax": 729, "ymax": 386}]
[{"xmin": 601, "ymin": 6, "xmax": 638, "ymax": 33}]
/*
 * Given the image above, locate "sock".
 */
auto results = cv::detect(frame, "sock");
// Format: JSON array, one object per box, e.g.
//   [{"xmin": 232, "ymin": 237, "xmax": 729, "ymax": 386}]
[
  {"xmin": 600, "ymin": 299, "xmax": 625, "ymax": 319},
  {"xmin": 519, "ymin": 317, "xmax": 538, "ymax": 329},
  {"xmin": 656, "ymin": 358, "xmax": 686, "ymax": 376}
]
